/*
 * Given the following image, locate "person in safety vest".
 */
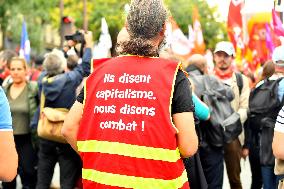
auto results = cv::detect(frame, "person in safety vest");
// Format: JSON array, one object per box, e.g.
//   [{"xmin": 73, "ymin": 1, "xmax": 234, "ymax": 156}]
[{"xmin": 62, "ymin": 0, "xmax": 198, "ymax": 188}]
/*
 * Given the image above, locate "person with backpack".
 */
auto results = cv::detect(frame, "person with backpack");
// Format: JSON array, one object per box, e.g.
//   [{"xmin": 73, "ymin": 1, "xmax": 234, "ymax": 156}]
[
  {"xmin": 35, "ymin": 32, "xmax": 93, "ymax": 189},
  {"xmin": 186, "ymin": 53, "xmax": 241, "ymax": 189},
  {"xmin": 247, "ymin": 45, "xmax": 284, "ymax": 189},
  {"xmin": 161, "ymin": 52, "xmax": 209, "ymax": 189},
  {"xmin": 245, "ymin": 60, "xmax": 278, "ymax": 189},
  {"xmin": 249, "ymin": 44, "xmax": 284, "ymax": 189},
  {"xmin": 213, "ymin": 41, "xmax": 250, "ymax": 189}
]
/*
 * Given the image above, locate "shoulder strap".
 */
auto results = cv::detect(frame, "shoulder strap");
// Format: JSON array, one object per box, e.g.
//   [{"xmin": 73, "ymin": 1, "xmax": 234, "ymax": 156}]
[
  {"xmin": 40, "ymin": 77, "xmax": 47, "ymax": 112},
  {"xmin": 235, "ymin": 72, "xmax": 243, "ymax": 95}
]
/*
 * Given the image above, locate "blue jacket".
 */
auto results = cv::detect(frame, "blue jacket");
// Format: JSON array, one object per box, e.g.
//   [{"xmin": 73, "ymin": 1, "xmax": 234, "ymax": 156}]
[
  {"xmin": 39, "ymin": 48, "xmax": 91, "ymax": 109},
  {"xmin": 31, "ymin": 48, "xmax": 91, "ymax": 128}
]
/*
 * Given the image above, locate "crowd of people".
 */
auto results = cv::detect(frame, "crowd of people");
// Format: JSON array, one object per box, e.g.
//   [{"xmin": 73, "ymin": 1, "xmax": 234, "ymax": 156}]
[{"xmin": 0, "ymin": 0, "xmax": 284, "ymax": 189}]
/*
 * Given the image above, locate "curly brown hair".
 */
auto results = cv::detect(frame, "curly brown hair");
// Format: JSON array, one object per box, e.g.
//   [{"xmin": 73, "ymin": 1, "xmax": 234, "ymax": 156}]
[{"xmin": 116, "ymin": 0, "xmax": 167, "ymax": 57}]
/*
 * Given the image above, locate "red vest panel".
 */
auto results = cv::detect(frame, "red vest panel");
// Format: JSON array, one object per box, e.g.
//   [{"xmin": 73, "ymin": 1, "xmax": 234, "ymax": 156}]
[{"xmin": 77, "ymin": 56, "xmax": 189, "ymax": 189}]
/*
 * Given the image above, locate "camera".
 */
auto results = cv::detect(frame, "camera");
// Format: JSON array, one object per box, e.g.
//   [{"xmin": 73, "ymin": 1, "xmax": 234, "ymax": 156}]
[
  {"xmin": 64, "ymin": 31, "xmax": 86, "ymax": 58},
  {"xmin": 65, "ymin": 31, "xmax": 85, "ymax": 44}
]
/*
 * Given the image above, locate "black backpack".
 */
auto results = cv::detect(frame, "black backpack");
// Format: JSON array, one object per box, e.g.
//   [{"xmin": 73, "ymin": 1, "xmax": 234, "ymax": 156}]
[
  {"xmin": 249, "ymin": 78, "xmax": 284, "ymax": 165},
  {"xmin": 200, "ymin": 75, "xmax": 243, "ymax": 147}
]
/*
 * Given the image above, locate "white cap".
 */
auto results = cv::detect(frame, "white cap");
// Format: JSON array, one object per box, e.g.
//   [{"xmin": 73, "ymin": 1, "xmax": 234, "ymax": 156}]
[
  {"xmin": 214, "ymin": 41, "xmax": 236, "ymax": 57},
  {"xmin": 272, "ymin": 45, "xmax": 284, "ymax": 64}
]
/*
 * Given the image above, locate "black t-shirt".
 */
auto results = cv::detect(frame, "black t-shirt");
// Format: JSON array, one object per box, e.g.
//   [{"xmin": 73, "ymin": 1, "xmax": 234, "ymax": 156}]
[{"xmin": 76, "ymin": 70, "xmax": 194, "ymax": 114}]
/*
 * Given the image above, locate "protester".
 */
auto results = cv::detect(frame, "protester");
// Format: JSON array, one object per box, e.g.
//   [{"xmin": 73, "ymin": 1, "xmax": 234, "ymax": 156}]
[
  {"xmin": 185, "ymin": 53, "xmax": 235, "ymax": 189},
  {"xmin": 212, "ymin": 41, "xmax": 250, "ymax": 189},
  {"xmin": 185, "ymin": 54, "xmax": 208, "ymax": 75},
  {"xmin": 243, "ymin": 60, "xmax": 277, "ymax": 189},
  {"xmin": 35, "ymin": 31, "xmax": 92, "ymax": 189},
  {"xmin": 0, "ymin": 50, "xmax": 17, "ymax": 86},
  {"xmin": 273, "ymin": 115, "xmax": 284, "ymax": 155},
  {"xmin": 161, "ymin": 51, "xmax": 209, "ymax": 189},
  {"xmin": 0, "ymin": 86, "xmax": 18, "ymax": 182},
  {"xmin": 271, "ymin": 45, "xmax": 284, "ymax": 189},
  {"xmin": 273, "ymin": 104, "xmax": 284, "ymax": 188},
  {"xmin": 160, "ymin": 52, "xmax": 210, "ymax": 122},
  {"xmin": 29, "ymin": 55, "xmax": 44, "ymax": 81},
  {"xmin": 259, "ymin": 60, "xmax": 276, "ymax": 82},
  {"xmin": 244, "ymin": 59, "xmax": 279, "ymax": 189},
  {"xmin": 62, "ymin": 0, "xmax": 198, "ymax": 188},
  {"xmin": 1, "ymin": 57, "xmax": 38, "ymax": 189},
  {"xmin": 204, "ymin": 41, "xmax": 250, "ymax": 189}
]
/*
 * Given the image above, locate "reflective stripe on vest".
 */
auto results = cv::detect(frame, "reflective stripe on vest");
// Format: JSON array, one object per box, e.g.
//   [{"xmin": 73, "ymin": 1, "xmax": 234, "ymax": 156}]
[
  {"xmin": 78, "ymin": 56, "xmax": 188, "ymax": 188},
  {"xmin": 77, "ymin": 140, "xmax": 181, "ymax": 162},
  {"xmin": 82, "ymin": 168, "xmax": 188, "ymax": 189}
]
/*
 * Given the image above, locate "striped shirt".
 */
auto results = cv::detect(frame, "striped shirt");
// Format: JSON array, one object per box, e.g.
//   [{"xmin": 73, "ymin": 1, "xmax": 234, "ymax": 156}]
[{"xmin": 275, "ymin": 106, "xmax": 284, "ymax": 133}]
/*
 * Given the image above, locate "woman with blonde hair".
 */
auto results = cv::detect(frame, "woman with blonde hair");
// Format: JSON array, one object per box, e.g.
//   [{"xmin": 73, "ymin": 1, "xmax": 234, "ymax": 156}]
[{"xmin": 2, "ymin": 57, "xmax": 38, "ymax": 189}]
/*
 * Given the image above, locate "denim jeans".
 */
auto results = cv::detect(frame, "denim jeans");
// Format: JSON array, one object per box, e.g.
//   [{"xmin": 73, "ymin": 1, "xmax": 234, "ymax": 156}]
[
  {"xmin": 36, "ymin": 138, "xmax": 82, "ymax": 189},
  {"xmin": 261, "ymin": 166, "xmax": 276, "ymax": 189},
  {"xmin": 249, "ymin": 144, "xmax": 262, "ymax": 189},
  {"xmin": 2, "ymin": 134, "xmax": 37, "ymax": 189},
  {"xmin": 199, "ymin": 144, "xmax": 224, "ymax": 189}
]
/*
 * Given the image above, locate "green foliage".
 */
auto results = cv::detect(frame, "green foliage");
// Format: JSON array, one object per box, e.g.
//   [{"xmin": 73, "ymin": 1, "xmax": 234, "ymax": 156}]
[
  {"xmin": 0, "ymin": 0, "xmax": 58, "ymax": 53},
  {"xmin": 89, "ymin": 0, "xmax": 129, "ymax": 41},
  {"xmin": 0, "ymin": 0, "xmax": 228, "ymax": 53},
  {"xmin": 50, "ymin": 0, "xmax": 129, "ymax": 45}
]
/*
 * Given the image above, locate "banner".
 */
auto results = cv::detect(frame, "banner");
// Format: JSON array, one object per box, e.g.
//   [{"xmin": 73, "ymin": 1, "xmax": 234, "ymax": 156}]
[
  {"xmin": 192, "ymin": 7, "xmax": 205, "ymax": 54},
  {"xmin": 93, "ymin": 18, "xmax": 112, "ymax": 59},
  {"xmin": 19, "ymin": 21, "xmax": 31, "ymax": 63},
  {"xmin": 227, "ymin": 0, "xmax": 245, "ymax": 69},
  {"xmin": 272, "ymin": 9, "xmax": 284, "ymax": 37},
  {"xmin": 166, "ymin": 17, "xmax": 193, "ymax": 61}
]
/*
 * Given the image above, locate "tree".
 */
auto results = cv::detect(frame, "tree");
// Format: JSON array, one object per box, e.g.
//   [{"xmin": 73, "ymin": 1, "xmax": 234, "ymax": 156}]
[
  {"xmin": 0, "ymin": 0, "xmax": 227, "ymax": 53},
  {"xmin": 54, "ymin": 0, "xmax": 227, "ymax": 50},
  {"xmin": 0, "ymin": 0, "xmax": 58, "ymax": 53},
  {"xmin": 49, "ymin": 0, "xmax": 129, "ymax": 49}
]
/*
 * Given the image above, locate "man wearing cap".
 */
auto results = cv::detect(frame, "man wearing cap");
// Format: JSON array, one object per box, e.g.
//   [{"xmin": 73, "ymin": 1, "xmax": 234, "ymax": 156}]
[{"xmin": 213, "ymin": 41, "xmax": 250, "ymax": 189}]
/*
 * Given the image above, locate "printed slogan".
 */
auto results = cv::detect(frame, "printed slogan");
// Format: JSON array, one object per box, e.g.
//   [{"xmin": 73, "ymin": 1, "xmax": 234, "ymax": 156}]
[{"xmin": 94, "ymin": 73, "xmax": 157, "ymax": 132}]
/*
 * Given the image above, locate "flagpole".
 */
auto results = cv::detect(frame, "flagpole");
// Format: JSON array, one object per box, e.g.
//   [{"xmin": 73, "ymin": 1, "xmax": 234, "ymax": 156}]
[
  {"xmin": 60, "ymin": 0, "xmax": 64, "ymax": 48},
  {"xmin": 83, "ymin": 0, "xmax": 88, "ymax": 31}
]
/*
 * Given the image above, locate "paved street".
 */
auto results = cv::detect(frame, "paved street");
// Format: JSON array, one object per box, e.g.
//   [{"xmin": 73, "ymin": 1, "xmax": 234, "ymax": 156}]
[
  {"xmin": 10, "ymin": 158, "xmax": 252, "ymax": 189},
  {"xmin": 55, "ymin": 159, "xmax": 252, "ymax": 188},
  {"xmin": 51, "ymin": 159, "xmax": 253, "ymax": 189},
  {"xmin": 223, "ymin": 159, "xmax": 252, "ymax": 189}
]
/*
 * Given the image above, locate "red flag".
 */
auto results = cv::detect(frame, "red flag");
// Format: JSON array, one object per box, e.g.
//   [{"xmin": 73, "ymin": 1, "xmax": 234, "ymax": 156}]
[
  {"xmin": 192, "ymin": 7, "xmax": 205, "ymax": 54},
  {"xmin": 227, "ymin": 0, "xmax": 243, "ymax": 48},
  {"xmin": 272, "ymin": 9, "xmax": 284, "ymax": 37},
  {"xmin": 227, "ymin": 0, "xmax": 245, "ymax": 69}
]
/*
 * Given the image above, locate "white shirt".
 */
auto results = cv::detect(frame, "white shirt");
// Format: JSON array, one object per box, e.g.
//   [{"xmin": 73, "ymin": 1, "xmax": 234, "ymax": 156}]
[{"xmin": 275, "ymin": 106, "xmax": 284, "ymax": 133}]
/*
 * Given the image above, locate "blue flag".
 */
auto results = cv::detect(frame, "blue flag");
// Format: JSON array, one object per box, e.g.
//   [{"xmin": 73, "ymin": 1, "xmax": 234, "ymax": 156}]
[{"xmin": 19, "ymin": 21, "xmax": 31, "ymax": 62}]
